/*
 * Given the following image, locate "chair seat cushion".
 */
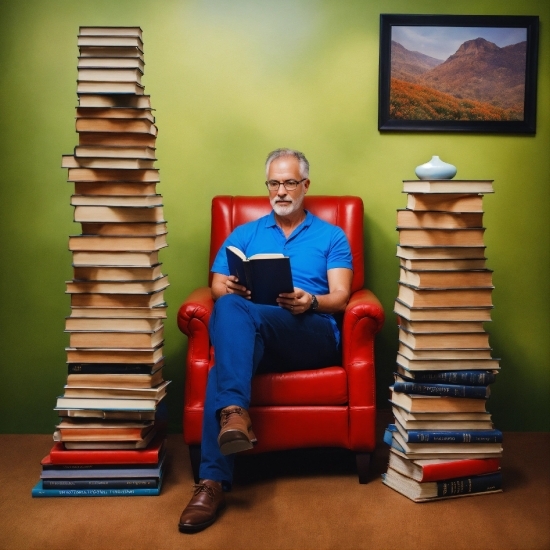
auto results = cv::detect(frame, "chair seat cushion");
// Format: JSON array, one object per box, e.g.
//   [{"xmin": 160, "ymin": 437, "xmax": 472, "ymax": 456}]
[{"xmin": 250, "ymin": 366, "xmax": 348, "ymax": 406}]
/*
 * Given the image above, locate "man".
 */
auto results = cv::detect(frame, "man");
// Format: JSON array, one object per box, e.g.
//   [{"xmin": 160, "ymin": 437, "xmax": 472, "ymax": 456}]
[{"xmin": 178, "ymin": 148, "xmax": 353, "ymax": 533}]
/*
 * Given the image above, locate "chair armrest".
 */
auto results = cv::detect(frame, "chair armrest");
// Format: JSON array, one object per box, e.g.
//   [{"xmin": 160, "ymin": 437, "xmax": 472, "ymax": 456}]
[
  {"xmin": 341, "ymin": 288, "xmax": 385, "ymax": 407},
  {"xmin": 177, "ymin": 286, "xmax": 214, "ymax": 338}
]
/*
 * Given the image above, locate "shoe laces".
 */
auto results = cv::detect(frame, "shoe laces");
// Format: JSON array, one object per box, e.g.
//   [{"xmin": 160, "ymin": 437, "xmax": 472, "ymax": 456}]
[
  {"xmin": 193, "ymin": 483, "xmax": 217, "ymax": 499},
  {"xmin": 220, "ymin": 407, "xmax": 243, "ymax": 427}
]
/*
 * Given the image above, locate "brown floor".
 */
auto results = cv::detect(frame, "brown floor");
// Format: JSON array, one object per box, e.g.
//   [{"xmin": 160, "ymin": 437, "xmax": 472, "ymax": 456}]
[{"xmin": 0, "ymin": 429, "xmax": 549, "ymax": 550}]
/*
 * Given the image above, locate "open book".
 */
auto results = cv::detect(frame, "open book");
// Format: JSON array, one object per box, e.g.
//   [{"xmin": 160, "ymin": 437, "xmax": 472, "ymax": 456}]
[{"xmin": 225, "ymin": 246, "xmax": 294, "ymax": 305}]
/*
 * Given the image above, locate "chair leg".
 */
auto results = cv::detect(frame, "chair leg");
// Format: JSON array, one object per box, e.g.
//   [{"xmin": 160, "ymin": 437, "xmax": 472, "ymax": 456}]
[
  {"xmin": 188, "ymin": 444, "xmax": 201, "ymax": 484},
  {"xmin": 356, "ymin": 451, "xmax": 372, "ymax": 484}
]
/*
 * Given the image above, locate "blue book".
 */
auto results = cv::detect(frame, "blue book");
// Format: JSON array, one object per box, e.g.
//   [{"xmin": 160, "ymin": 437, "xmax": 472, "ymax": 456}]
[
  {"xmin": 402, "ymin": 428, "xmax": 503, "ymax": 444},
  {"xmin": 393, "ymin": 380, "xmax": 490, "ymax": 399},
  {"xmin": 31, "ymin": 477, "xmax": 163, "ymax": 497},
  {"xmin": 396, "ymin": 368, "xmax": 498, "ymax": 386}
]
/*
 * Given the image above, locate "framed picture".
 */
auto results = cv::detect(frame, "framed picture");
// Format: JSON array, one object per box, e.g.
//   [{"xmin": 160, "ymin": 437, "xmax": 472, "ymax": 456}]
[{"xmin": 378, "ymin": 14, "xmax": 539, "ymax": 133}]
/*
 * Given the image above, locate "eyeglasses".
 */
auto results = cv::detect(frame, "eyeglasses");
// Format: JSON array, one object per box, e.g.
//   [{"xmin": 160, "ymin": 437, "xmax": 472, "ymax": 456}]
[{"xmin": 265, "ymin": 179, "xmax": 306, "ymax": 191}]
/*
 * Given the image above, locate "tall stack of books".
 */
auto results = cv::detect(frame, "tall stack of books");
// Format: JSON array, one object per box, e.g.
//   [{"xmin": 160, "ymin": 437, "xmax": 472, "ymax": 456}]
[
  {"xmin": 32, "ymin": 27, "xmax": 169, "ymax": 498},
  {"xmin": 382, "ymin": 178, "xmax": 503, "ymax": 502}
]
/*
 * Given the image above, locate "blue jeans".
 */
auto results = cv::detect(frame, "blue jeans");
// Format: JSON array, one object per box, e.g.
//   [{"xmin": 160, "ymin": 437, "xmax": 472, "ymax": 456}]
[{"xmin": 198, "ymin": 293, "xmax": 341, "ymax": 488}]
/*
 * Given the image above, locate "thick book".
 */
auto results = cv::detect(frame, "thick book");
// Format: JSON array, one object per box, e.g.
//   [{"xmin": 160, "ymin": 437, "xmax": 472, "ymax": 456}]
[
  {"xmin": 57, "ymin": 428, "xmax": 158, "ymax": 450},
  {"xmin": 387, "ymin": 449, "xmax": 501, "ymax": 482},
  {"xmin": 77, "ymin": 94, "xmax": 151, "ymax": 109},
  {"xmin": 68, "ymin": 235, "xmax": 168, "ymax": 253},
  {"xmin": 65, "ymin": 317, "xmax": 164, "ymax": 332},
  {"xmin": 396, "ymin": 209, "xmax": 483, "ymax": 229},
  {"xmin": 392, "ymin": 406, "xmax": 494, "ymax": 431},
  {"xmin": 66, "ymin": 370, "xmax": 164, "ymax": 389},
  {"xmin": 398, "ymin": 228, "xmax": 486, "ymax": 247},
  {"xmin": 65, "ymin": 344, "xmax": 164, "ymax": 365},
  {"xmin": 398, "ymin": 342, "xmax": 494, "ymax": 361},
  {"xmin": 68, "ymin": 305, "xmax": 167, "ymax": 319},
  {"xmin": 67, "ymin": 168, "xmax": 159, "ymax": 183},
  {"xmin": 41, "ymin": 478, "xmax": 159, "ymax": 490},
  {"xmin": 70, "ymin": 290, "xmax": 165, "ymax": 308},
  {"xmin": 41, "ymin": 454, "xmax": 165, "ymax": 475},
  {"xmin": 396, "ymin": 245, "xmax": 486, "ymax": 261},
  {"xmin": 77, "ymin": 81, "xmax": 145, "ymax": 94},
  {"xmin": 78, "ymin": 131, "xmax": 156, "ymax": 148},
  {"xmin": 55, "ymin": 394, "xmax": 164, "ymax": 412},
  {"xmin": 398, "ymin": 327, "xmax": 491, "ymax": 350},
  {"xmin": 47, "ymin": 435, "xmax": 166, "ymax": 465},
  {"xmin": 399, "ymin": 426, "xmax": 502, "ymax": 444},
  {"xmin": 74, "ymin": 181, "xmax": 157, "ymax": 196},
  {"xmin": 75, "ymin": 106, "xmax": 153, "ymax": 121},
  {"xmin": 67, "ymin": 327, "xmax": 164, "ymax": 349},
  {"xmin": 67, "ymin": 359, "xmax": 164, "ymax": 375},
  {"xmin": 391, "ymin": 423, "xmax": 502, "ymax": 455},
  {"xmin": 389, "ymin": 389, "xmax": 488, "ymax": 413},
  {"xmin": 226, "ymin": 246, "xmax": 293, "ymax": 305},
  {"xmin": 402, "ymin": 180, "xmax": 494, "ymax": 194},
  {"xmin": 66, "ymin": 276, "xmax": 169, "ymax": 295},
  {"xmin": 397, "ymin": 354, "xmax": 500, "ymax": 372},
  {"xmin": 394, "ymin": 300, "xmax": 493, "ymax": 322},
  {"xmin": 382, "ymin": 468, "xmax": 502, "ymax": 502},
  {"xmin": 72, "ymin": 264, "xmax": 165, "ymax": 282},
  {"xmin": 75, "ymin": 119, "xmax": 156, "ymax": 135},
  {"xmin": 397, "ymin": 284, "xmax": 494, "ymax": 308},
  {"xmin": 70, "ymin": 195, "xmax": 163, "ymax": 207},
  {"xmin": 396, "ymin": 366, "xmax": 498, "ymax": 385},
  {"xmin": 406, "ymin": 193, "xmax": 484, "ymax": 212},
  {"xmin": 74, "ymin": 145, "xmax": 155, "ymax": 160},
  {"xmin": 399, "ymin": 268, "xmax": 493, "ymax": 289},
  {"xmin": 399, "ymin": 257, "xmax": 487, "ymax": 271},
  {"xmin": 77, "ymin": 68, "xmax": 143, "ymax": 83},
  {"xmin": 31, "ymin": 479, "xmax": 162, "ymax": 497},
  {"xmin": 398, "ymin": 318, "xmax": 486, "ymax": 334},
  {"xmin": 77, "ymin": 57, "xmax": 145, "ymax": 71},
  {"xmin": 54, "ymin": 419, "xmax": 155, "ymax": 441},
  {"xmin": 79, "ymin": 26, "xmax": 143, "ymax": 38},
  {"xmin": 77, "ymin": 35, "xmax": 144, "ymax": 48},
  {"xmin": 66, "ymin": 156, "xmax": 155, "ymax": 170},
  {"xmin": 62, "ymin": 380, "xmax": 170, "ymax": 400},
  {"xmin": 392, "ymin": 378, "xmax": 490, "ymax": 399},
  {"xmin": 79, "ymin": 223, "xmax": 167, "ymax": 237},
  {"xmin": 73, "ymin": 205, "xmax": 165, "ymax": 224}
]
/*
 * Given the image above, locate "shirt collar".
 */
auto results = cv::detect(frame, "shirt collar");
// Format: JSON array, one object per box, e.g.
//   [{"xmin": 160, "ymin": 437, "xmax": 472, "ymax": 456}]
[{"xmin": 266, "ymin": 209, "xmax": 313, "ymax": 229}]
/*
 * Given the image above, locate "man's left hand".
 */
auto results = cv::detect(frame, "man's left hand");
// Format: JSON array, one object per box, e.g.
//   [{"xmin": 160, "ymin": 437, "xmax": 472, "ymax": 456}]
[{"xmin": 276, "ymin": 288, "xmax": 312, "ymax": 315}]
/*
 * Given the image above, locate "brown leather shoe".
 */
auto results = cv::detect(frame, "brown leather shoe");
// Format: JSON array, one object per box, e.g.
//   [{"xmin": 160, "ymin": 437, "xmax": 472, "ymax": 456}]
[
  {"xmin": 217, "ymin": 406, "xmax": 257, "ymax": 456},
  {"xmin": 178, "ymin": 480, "xmax": 225, "ymax": 533}
]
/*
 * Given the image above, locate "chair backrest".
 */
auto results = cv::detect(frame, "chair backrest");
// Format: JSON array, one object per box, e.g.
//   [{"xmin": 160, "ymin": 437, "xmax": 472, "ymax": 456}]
[{"xmin": 208, "ymin": 195, "xmax": 365, "ymax": 293}]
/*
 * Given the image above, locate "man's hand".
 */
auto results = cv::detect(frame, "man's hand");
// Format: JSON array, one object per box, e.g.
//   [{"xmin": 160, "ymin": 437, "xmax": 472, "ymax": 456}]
[
  {"xmin": 277, "ymin": 288, "xmax": 312, "ymax": 315},
  {"xmin": 211, "ymin": 273, "xmax": 251, "ymax": 300}
]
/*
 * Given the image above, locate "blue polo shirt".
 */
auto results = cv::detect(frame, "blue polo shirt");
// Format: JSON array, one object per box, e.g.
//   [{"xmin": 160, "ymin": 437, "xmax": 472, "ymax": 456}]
[{"xmin": 211, "ymin": 210, "xmax": 353, "ymax": 344}]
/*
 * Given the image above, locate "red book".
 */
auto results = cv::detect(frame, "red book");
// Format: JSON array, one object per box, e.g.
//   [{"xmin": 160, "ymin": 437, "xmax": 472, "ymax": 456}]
[
  {"xmin": 389, "ymin": 450, "xmax": 501, "ymax": 482},
  {"xmin": 46, "ymin": 434, "xmax": 166, "ymax": 465}
]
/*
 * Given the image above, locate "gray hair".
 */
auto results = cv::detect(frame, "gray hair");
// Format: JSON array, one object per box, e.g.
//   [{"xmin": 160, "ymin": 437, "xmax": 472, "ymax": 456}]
[{"xmin": 265, "ymin": 148, "xmax": 310, "ymax": 179}]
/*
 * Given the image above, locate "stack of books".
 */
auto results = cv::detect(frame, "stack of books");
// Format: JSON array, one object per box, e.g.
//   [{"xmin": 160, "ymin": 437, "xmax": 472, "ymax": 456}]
[
  {"xmin": 382, "ymin": 178, "xmax": 503, "ymax": 502},
  {"xmin": 32, "ymin": 26, "xmax": 169, "ymax": 498}
]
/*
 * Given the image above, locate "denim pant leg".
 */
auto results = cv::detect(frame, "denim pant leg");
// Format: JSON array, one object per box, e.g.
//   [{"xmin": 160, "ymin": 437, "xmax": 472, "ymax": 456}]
[{"xmin": 198, "ymin": 293, "xmax": 340, "ymax": 488}]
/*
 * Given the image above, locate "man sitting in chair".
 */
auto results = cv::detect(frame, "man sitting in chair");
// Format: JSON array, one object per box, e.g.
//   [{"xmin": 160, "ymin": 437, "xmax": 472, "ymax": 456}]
[{"xmin": 179, "ymin": 148, "xmax": 353, "ymax": 533}]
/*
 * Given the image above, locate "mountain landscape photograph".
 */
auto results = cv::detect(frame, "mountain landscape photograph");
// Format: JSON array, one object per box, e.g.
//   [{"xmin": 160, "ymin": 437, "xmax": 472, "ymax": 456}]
[{"xmin": 389, "ymin": 26, "xmax": 528, "ymax": 121}]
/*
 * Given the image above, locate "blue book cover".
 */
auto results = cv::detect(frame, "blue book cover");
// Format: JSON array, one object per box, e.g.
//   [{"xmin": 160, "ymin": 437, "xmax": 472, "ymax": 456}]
[
  {"xmin": 31, "ymin": 478, "xmax": 163, "ymax": 497},
  {"xmin": 393, "ymin": 380, "xmax": 489, "ymax": 399},
  {"xmin": 403, "ymin": 428, "xmax": 503, "ymax": 444},
  {"xmin": 397, "ymin": 369, "xmax": 497, "ymax": 386}
]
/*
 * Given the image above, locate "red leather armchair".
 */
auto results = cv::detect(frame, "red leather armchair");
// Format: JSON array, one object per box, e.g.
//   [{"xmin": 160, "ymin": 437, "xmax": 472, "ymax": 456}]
[{"xmin": 177, "ymin": 195, "xmax": 385, "ymax": 483}]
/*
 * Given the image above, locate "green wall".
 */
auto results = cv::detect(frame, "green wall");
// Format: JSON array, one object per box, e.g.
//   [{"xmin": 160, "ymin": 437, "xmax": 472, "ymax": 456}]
[{"xmin": 0, "ymin": 0, "xmax": 548, "ymax": 433}]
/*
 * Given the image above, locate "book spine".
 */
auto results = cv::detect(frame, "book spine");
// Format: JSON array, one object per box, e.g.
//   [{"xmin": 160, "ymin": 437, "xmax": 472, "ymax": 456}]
[
  {"xmin": 42, "ymin": 478, "xmax": 159, "ymax": 489},
  {"xmin": 406, "ymin": 371, "xmax": 496, "ymax": 386},
  {"xmin": 437, "ymin": 472, "xmax": 502, "ymax": 498},
  {"xmin": 31, "ymin": 480, "xmax": 161, "ymax": 497},
  {"xmin": 421, "ymin": 458, "xmax": 501, "ymax": 482},
  {"xmin": 405, "ymin": 429, "xmax": 503, "ymax": 444},
  {"xmin": 393, "ymin": 381, "xmax": 489, "ymax": 399},
  {"xmin": 68, "ymin": 363, "xmax": 158, "ymax": 375}
]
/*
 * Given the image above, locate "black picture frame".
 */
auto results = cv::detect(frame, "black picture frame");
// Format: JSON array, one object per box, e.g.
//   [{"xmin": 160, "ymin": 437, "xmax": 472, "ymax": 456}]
[{"xmin": 378, "ymin": 14, "xmax": 539, "ymax": 133}]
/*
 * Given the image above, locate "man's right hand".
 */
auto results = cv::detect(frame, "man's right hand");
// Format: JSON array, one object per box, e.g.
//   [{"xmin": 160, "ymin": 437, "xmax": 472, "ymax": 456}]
[{"xmin": 211, "ymin": 273, "xmax": 251, "ymax": 301}]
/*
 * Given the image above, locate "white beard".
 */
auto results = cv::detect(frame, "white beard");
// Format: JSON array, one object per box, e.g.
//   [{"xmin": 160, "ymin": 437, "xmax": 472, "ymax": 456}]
[{"xmin": 270, "ymin": 190, "xmax": 305, "ymax": 217}]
